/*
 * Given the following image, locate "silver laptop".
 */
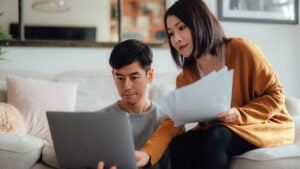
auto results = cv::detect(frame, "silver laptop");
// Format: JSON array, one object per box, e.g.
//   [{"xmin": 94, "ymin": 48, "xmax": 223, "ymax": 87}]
[{"xmin": 46, "ymin": 111, "xmax": 138, "ymax": 169}]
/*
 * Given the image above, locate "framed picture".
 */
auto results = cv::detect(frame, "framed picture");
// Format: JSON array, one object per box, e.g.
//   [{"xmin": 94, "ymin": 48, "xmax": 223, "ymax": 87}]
[{"xmin": 218, "ymin": 0, "xmax": 299, "ymax": 24}]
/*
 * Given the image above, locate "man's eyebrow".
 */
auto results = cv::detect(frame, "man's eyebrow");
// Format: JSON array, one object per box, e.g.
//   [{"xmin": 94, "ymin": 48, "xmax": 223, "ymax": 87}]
[{"xmin": 115, "ymin": 72, "xmax": 141, "ymax": 76}]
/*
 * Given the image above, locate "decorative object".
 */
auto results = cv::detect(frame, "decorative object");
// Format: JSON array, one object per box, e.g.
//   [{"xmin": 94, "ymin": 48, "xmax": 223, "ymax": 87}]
[
  {"xmin": 0, "ymin": 102, "xmax": 26, "ymax": 134},
  {"xmin": 218, "ymin": 0, "xmax": 298, "ymax": 24},
  {"xmin": 31, "ymin": 0, "xmax": 71, "ymax": 13}
]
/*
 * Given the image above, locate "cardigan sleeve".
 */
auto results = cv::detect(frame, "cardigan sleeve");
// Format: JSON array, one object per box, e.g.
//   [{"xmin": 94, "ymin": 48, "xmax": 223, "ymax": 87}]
[
  {"xmin": 141, "ymin": 117, "xmax": 183, "ymax": 165},
  {"xmin": 230, "ymin": 39, "xmax": 287, "ymax": 125}
]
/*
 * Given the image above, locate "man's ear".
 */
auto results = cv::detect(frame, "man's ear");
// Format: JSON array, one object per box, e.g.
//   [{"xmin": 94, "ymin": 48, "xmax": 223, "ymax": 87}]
[
  {"xmin": 147, "ymin": 68, "xmax": 154, "ymax": 83},
  {"xmin": 111, "ymin": 70, "xmax": 115, "ymax": 77}
]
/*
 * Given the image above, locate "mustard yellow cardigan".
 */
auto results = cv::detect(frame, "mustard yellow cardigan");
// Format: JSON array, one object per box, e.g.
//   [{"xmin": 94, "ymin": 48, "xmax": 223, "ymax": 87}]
[{"xmin": 142, "ymin": 38, "xmax": 295, "ymax": 165}]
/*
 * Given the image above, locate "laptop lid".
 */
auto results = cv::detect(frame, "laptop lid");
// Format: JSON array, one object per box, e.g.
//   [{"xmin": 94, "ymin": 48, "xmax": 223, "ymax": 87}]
[{"xmin": 46, "ymin": 111, "xmax": 138, "ymax": 169}]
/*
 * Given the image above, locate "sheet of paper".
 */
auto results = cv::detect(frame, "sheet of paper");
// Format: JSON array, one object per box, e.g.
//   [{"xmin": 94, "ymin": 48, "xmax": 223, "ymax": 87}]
[{"xmin": 157, "ymin": 66, "xmax": 234, "ymax": 126}]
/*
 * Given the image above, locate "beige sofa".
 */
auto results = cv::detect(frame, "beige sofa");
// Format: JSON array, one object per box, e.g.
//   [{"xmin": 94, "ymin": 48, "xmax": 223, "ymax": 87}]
[{"xmin": 0, "ymin": 69, "xmax": 299, "ymax": 169}]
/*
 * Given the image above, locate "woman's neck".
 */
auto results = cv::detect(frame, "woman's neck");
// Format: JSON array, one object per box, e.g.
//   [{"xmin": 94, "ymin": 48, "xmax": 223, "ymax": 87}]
[{"xmin": 196, "ymin": 50, "xmax": 223, "ymax": 76}]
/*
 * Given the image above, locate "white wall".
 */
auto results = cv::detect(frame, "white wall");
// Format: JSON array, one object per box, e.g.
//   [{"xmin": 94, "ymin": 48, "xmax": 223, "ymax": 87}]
[{"xmin": 1, "ymin": 0, "xmax": 300, "ymax": 98}]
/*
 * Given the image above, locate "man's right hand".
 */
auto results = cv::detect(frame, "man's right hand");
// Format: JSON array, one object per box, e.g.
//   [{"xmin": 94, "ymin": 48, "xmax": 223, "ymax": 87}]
[{"xmin": 97, "ymin": 161, "xmax": 117, "ymax": 169}]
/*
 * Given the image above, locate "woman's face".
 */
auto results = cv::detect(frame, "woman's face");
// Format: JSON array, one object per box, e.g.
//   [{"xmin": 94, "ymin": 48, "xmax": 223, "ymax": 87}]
[{"xmin": 166, "ymin": 15, "xmax": 193, "ymax": 58}]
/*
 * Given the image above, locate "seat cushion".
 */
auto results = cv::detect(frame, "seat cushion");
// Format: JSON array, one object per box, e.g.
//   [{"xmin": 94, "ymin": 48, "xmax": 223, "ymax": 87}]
[
  {"xmin": 230, "ymin": 141, "xmax": 300, "ymax": 169},
  {"xmin": 0, "ymin": 133, "xmax": 46, "ymax": 169},
  {"xmin": 42, "ymin": 143, "xmax": 61, "ymax": 169}
]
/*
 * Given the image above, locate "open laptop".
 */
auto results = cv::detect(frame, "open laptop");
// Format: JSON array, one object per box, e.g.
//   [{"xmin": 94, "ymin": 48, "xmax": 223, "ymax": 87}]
[{"xmin": 46, "ymin": 111, "xmax": 138, "ymax": 169}]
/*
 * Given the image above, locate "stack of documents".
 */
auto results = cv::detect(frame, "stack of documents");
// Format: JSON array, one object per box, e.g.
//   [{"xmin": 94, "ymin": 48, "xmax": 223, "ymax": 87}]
[{"xmin": 157, "ymin": 66, "xmax": 234, "ymax": 126}]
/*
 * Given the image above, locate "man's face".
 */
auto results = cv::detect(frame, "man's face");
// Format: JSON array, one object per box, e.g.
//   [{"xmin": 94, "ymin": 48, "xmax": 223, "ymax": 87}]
[{"xmin": 112, "ymin": 61, "xmax": 153, "ymax": 105}]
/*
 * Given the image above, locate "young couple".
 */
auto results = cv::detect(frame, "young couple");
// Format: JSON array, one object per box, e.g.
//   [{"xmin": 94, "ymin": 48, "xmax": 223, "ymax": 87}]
[{"xmin": 97, "ymin": 0, "xmax": 294, "ymax": 169}]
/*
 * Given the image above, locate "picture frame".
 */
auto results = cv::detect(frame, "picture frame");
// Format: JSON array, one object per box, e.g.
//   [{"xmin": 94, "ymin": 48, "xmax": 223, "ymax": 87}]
[{"xmin": 218, "ymin": 0, "xmax": 299, "ymax": 24}]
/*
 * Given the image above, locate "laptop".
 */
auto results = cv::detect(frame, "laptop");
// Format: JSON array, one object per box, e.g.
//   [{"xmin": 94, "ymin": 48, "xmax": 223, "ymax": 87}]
[{"xmin": 46, "ymin": 111, "xmax": 138, "ymax": 169}]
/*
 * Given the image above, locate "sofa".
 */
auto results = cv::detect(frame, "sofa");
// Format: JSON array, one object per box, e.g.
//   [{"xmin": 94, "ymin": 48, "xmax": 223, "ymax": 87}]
[{"xmin": 0, "ymin": 69, "xmax": 299, "ymax": 169}]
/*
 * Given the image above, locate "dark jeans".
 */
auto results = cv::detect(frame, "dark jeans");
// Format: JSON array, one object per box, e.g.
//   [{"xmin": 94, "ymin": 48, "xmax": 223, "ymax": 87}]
[{"xmin": 170, "ymin": 125, "xmax": 257, "ymax": 169}]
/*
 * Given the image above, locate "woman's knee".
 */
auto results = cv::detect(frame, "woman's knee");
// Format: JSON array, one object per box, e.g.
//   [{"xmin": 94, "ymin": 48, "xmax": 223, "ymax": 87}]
[{"xmin": 203, "ymin": 125, "xmax": 233, "ymax": 143}]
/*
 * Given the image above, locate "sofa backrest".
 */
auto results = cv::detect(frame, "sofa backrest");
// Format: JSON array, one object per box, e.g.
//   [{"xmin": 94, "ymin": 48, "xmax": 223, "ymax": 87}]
[{"xmin": 0, "ymin": 69, "xmax": 178, "ymax": 111}]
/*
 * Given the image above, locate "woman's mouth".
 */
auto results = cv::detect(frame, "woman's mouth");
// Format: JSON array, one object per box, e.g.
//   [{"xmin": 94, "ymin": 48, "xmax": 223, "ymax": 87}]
[{"xmin": 178, "ymin": 44, "xmax": 188, "ymax": 51}]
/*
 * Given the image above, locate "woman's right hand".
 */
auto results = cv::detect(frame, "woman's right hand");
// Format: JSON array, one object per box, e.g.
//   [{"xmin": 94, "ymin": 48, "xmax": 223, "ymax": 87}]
[
  {"xmin": 97, "ymin": 161, "xmax": 117, "ymax": 169},
  {"xmin": 218, "ymin": 107, "xmax": 240, "ymax": 123}
]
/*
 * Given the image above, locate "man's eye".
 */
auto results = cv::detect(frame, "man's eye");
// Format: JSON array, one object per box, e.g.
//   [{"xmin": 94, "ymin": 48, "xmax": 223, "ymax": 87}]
[
  {"xmin": 131, "ymin": 77, "xmax": 138, "ymax": 80},
  {"xmin": 117, "ymin": 77, "xmax": 124, "ymax": 81}
]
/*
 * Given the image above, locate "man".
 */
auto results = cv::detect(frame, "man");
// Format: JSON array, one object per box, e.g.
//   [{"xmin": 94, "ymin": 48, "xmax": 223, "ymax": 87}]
[{"xmin": 97, "ymin": 39, "xmax": 182, "ymax": 169}]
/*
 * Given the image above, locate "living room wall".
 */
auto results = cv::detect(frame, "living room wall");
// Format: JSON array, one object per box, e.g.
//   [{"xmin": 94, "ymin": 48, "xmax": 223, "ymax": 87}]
[{"xmin": 1, "ymin": 0, "xmax": 300, "ymax": 98}]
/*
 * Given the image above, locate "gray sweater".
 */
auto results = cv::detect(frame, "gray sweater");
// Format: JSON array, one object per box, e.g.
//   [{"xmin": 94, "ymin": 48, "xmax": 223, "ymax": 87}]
[{"xmin": 96, "ymin": 102, "xmax": 170, "ymax": 169}]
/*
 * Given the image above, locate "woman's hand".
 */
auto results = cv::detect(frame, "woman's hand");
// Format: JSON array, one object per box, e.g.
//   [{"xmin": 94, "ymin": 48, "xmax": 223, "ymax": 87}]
[
  {"xmin": 218, "ymin": 107, "xmax": 240, "ymax": 123},
  {"xmin": 135, "ymin": 150, "xmax": 150, "ymax": 167},
  {"xmin": 97, "ymin": 161, "xmax": 117, "ymax": 169}
]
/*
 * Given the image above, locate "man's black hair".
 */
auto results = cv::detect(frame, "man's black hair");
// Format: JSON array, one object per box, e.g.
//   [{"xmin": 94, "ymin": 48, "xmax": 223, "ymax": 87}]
[{"xmin": 109, "ymin": 39, "xmax": 153, "ymax": 72}]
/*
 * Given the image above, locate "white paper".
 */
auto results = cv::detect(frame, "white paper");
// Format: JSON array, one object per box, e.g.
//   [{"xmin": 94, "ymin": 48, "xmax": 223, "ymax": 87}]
[{"xmin": 157, "ymin": 67, "xmax": 234, "ymax": 126}]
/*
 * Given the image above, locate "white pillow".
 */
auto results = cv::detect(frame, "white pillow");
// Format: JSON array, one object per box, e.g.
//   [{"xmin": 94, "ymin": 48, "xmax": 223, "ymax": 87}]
[{"xmin": 6, "ymin": 76, "xmax": 78, "ymax": 141}]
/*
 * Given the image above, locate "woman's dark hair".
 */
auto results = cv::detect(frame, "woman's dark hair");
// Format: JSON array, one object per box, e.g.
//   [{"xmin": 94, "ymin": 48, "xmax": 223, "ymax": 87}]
[
  {"xmin": 164, "ymin": 0, "xmax": 226, "ymax": 68},
  {"xmin": 109, "ymin": 39, "xmax": 153, "ymax": 73}
]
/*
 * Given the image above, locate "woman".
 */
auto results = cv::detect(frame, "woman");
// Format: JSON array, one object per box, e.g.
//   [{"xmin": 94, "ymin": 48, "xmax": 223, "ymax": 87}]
[{"xmin": 164, "ymin": 0, "xmax": 294, "ymax": 169}]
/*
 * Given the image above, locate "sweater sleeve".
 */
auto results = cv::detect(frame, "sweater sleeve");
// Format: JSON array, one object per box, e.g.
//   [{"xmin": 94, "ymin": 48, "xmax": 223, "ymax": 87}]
[
  {"xmin": 141, "ymin": 117, "xmax": 183, "ymax": 165},
  {"xmin": 230, "ymin": 39, "xmax": 287, "ymax": 125}
]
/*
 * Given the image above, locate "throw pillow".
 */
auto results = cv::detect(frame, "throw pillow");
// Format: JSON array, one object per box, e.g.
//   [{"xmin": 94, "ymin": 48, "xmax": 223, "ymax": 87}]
[
  {"xmin": 0, "ymin": 102, "xmax": 26, "ymax": 134},
  {"xmin": 6, "ymin": 76, "xmax": 78, "ymax": 141}
]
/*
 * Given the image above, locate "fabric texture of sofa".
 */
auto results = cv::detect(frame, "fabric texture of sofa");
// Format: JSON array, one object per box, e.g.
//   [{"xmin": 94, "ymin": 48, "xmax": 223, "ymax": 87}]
[{"xmin": 0, "ymin": 69, "xmax": 299, "ymax": 169}]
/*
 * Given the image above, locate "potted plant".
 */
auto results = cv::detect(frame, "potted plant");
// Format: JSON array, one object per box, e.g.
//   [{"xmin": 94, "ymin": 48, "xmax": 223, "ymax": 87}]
[{"xmin": 0, "ymin": 11, "xmax": 13, "ymax": 61}]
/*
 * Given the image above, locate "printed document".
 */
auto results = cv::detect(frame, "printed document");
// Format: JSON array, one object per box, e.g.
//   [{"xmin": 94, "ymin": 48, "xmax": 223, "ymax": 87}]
[{"xmin": 157, "ymin": 66, "xmax": 234, "ymax": 126}]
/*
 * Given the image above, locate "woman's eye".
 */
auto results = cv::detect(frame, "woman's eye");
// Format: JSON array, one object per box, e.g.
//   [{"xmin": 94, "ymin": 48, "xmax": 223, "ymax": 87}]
[
  {"xmin": 179, "ymin": 25, "xmax": 186, "ymax": 30},
  {"xmin": 168, "ymin": 32, "xmax": 174, "ymax": 36}
]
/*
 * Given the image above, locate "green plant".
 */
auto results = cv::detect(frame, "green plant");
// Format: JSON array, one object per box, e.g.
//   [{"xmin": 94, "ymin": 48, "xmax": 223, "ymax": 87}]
[{"xmin": 0, "ymin": 11, "xmax": 13, "ymax": 61}]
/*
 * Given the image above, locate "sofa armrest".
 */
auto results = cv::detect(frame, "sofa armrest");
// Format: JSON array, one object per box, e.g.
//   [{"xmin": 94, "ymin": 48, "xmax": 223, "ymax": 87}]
[
  {"xmin": 293, "ymin": 116, "xmax": 300, "ymax": 142},
  {"xmin": 286, "ymin": 97, "xmax": 300, "ymax": 116}
]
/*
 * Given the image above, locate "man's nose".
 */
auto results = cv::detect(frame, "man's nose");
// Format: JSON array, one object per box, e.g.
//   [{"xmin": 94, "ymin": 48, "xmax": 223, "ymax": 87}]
[{"xmin": 123, "ymin": 78, "xmax": 132, "ymax": 89}]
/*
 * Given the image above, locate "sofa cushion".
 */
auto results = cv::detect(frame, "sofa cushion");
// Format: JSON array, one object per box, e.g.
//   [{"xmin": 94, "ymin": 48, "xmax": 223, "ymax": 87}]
[
  {"xmin": 230, "ymin": 116, "xmax": 300, "ymax": 169},
  {"xmin": 230, "ymin": 142, "xmax": 300, "ymax": 169},
  {"xmin": 0, "ymin": 133, "xmax": 46, "ymax": 169},
  {"xmin": 0, "ymin": 102, "xmax": 26, "ymax": 134},
  {"xmin": 42, "ymin": 143, "xmax": 61, "ymax": 169},
  {"xmin": 6, "ymin": 76, "xmax": 78, "ymax": 141}
]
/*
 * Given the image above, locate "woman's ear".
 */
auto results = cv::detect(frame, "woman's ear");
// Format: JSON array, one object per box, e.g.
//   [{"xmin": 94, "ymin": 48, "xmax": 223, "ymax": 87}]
[{"xmin": 147, "ymin": 68, "xmax": 154, "ymax": 83}]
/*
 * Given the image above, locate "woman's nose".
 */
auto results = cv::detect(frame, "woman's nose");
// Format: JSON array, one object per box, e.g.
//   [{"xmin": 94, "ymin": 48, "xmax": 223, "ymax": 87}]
[{"xmin": 174, "ymin": 33, "xmax": 182, "ymax": 42}]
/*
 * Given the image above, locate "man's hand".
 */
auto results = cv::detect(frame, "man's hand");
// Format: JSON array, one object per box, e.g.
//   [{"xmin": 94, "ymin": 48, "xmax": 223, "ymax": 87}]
[
  {"xmin": 97, "ymin": 161, "xmax": 117, "ymax": 169},
  {"xmin": 135, "ymin": 150, "xmax": 150, "ymax": 167},
  {"xmin": 97, "ymin": 151, "xmax": 150, "ymax": 169},
  {"xmin": 218, "ymin": 107, "xmax": 240, "ymax": 123}
]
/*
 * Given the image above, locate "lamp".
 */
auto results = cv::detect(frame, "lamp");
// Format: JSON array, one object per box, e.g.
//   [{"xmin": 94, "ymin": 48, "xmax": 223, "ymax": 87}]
[{"xmin": 32, "ymin": 0, "xmax": 71, "ymax": 13}]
